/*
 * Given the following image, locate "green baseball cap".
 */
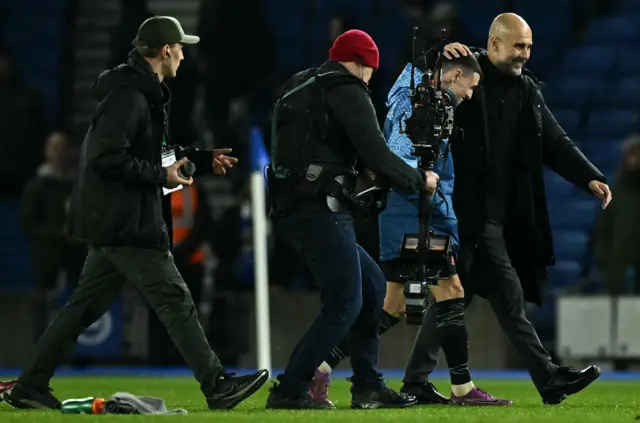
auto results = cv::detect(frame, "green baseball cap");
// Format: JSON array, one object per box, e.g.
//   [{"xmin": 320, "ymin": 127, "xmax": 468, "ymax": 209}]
[{"xmin": 132, "ymin": 16, "xmax": 200, "ymax": 48}]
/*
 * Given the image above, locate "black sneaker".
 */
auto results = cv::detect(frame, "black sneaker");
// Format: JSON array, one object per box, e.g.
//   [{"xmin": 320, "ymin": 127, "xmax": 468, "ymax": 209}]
[
  {"xmin": 540, "ymin": 365, "xmax": 601, "ymax": 405},
  {"xmin": 351, "ymin": 384, "xmax": 417, "ymax": 409},
  {"xmin": 206, "ymin": 370, "xmax": 269, "ymax": 410},
  {"xmin": 5, "ymin": 382, "xmax": 61, "ymax": 410},
  {"xmin": 265, "ymin": 383, "xmax": 335, "ymax": 410},
  {"xmin": 401, "ymin": 382, "xmax": 451, "ymax": 405}
]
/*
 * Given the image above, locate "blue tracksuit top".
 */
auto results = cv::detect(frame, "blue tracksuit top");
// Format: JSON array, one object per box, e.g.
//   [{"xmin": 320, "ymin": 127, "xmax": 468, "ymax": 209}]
[{"xmin": 379, "ymin": 63, "xmax": 459, "ymax": 262}]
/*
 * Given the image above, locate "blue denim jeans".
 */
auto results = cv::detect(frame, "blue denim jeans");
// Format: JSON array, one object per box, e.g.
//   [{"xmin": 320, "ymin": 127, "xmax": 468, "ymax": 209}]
[{"xmin": 274, "ymin": 211, "xmax": 387, "ymax": 397}]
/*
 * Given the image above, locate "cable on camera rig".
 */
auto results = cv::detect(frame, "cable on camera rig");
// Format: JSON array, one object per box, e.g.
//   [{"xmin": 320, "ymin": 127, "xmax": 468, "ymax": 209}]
[{"xmin": 397, "ymin": 27, "xmax": 458, "ymax": 325}]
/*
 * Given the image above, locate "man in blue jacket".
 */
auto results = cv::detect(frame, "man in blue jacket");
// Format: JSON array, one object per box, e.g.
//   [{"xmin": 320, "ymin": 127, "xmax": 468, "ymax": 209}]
[{"xmin": 311, "ymin": 52, "xmax": 511, "ymax": 406}]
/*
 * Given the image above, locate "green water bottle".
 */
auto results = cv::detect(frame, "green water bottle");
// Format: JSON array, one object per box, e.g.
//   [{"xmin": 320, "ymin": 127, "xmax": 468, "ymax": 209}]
[{"xmin": 61, "ymin": 397, "xmax": 105, "ymax": 414}]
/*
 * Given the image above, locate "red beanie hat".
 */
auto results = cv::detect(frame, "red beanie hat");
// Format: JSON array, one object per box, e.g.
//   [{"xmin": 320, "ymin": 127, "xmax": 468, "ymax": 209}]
[{"xmin": 329, "ymin": 29, "xmax": 379, "ymax": 70}]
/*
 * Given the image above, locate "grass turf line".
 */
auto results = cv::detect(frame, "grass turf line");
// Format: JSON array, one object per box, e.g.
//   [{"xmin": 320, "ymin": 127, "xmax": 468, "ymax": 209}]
[{"xmin": 0, "ymin": 377, "xmax": 638, "ymax": 422}]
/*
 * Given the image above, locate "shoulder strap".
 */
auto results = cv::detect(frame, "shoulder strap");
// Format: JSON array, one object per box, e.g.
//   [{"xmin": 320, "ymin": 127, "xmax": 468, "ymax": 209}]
[
  {"xmin": 270, "ymin": 71, "xmax": 347, "ymax": 177},
  {"xmin": 316, "ymin": 70, "xmax": 366, "ymax": 91}
]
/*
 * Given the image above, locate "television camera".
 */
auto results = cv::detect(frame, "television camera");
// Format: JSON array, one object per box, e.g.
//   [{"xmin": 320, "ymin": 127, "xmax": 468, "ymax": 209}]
[{"xmin": 398, "ymin": 27, "xmax": 459, "ymax": 325}]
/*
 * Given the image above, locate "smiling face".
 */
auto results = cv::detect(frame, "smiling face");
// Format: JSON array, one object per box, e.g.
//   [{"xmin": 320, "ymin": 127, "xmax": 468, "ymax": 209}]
[
  {"xmin": 487, "ymin": 13, "xmax": 533, "ymax": 76},
  {"xmin": 490, "ymin": 30, "xmax": 533, "ymax": 76}
]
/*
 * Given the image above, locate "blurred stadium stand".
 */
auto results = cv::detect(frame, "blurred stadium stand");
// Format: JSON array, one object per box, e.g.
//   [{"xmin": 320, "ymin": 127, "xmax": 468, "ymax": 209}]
[{"xmin": 0, "ymin": 0, "xmax": 638, "ymax": 369}]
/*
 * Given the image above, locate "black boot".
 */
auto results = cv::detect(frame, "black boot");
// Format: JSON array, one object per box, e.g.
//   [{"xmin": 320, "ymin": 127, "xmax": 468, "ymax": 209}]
[
  {"xmin": 401, "ymin": 382, "xmax": 451, "ymax": 405},
  {"xmin": 265, "ymin": 383, "xmax": 335, "ymax": 410},
  {"xmin": 539, "ymin": 365, "xmax": 601, "ymax": 405},
  {"xmin": 5, "ymin": 382, "xmax": 61, "ymax": 410},
  {"xmin": 206, "ymin": 370, "xmax": 269, "ymax": 410},
  {"xmin": 350, "ymin": 379, "xmax": 417, "ymax": 409}
]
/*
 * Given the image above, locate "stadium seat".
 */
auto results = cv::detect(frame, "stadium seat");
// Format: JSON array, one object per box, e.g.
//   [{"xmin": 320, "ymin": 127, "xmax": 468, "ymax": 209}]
[
  {"xmin": 583, "ymin": 139, "xmax": 626, "ymax": 169},
  {"xmin": 548, "ymin": 199, "xmax": 598, "ymax": 231},
  {"xmin": 552, "ymin": 109, "xmax": 582, "ymax": 135},
  {"xmin": 583, "ymin": 18, "xmax": 640, "ymax": 43},
  {"xmin": 542, "ymin": 77, "xmax": 605, "ymax": 109},
  {"xmin": 599, "ymin": 166, "xmax": 617, "ymax": 184},
  {"xmin": 553, "ymin": 231, "xmax": 590, "ymax": 262},
  {"xmin": 547, "ymin": 260, "xmax": 582, "ymax": 289},
  {"xmin": 593, "ymin": 78, "xmax": 640, "ymax": 109},
  {"xmin": 561, "ymin": 45, "xmax": 616, "ymax": 75},
  {"xmin": 585, "ymin": 110, "xmax": 639, "ymax": 138},
  {"xmin": 514, "ymin": 0, "xmax": 572, "ymax": 42},
  {"xmin": 456, "ymin": 0, "xmax": 505, "ymax": 43},
  {"xmin": 613, "ymin": 49, "xmax": 640, "ymax": 78},
  {"xmin": 544, "ymin": 170, "xmax": 575, "ymax": 199}
]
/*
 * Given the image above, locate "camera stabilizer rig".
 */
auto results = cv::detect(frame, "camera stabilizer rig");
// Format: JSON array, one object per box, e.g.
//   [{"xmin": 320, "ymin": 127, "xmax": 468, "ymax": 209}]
[{"xmin": 398, "ymin": 27, "xmax": 457, "ymax": 325}]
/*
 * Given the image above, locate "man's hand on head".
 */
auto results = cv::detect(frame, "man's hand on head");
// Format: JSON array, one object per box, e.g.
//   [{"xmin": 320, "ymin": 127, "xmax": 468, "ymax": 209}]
[{"xmin": 443, "ymin": 43, "xmax": 473, "ymax": 59}]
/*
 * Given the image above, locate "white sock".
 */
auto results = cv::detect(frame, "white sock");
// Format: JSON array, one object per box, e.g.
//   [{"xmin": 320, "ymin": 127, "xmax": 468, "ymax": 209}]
[
  {"xmin": 451, "ymin": 381, "xmax": 474, "ymax": 397},
  {"xmin": 318, "ymin": 362, "xmax": 332, "ymax": 374}
]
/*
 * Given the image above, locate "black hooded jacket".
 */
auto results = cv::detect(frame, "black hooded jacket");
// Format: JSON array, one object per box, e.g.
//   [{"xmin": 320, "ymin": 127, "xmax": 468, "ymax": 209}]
[{"xmin": 67, "ymin": 50, "xmax": 213, "ymax": 250}]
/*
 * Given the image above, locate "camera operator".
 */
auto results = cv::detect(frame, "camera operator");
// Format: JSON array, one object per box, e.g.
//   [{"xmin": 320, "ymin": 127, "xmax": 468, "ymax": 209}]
[
  {"xmin": 2, "ymin": 16, "xmax": 268, "ymax": 411},
  {"xmin": 405, "ymin": 13, "xmax": 611, "ymax": 405},
  {"xmin": 266, "ymin": 29, "xmax": 436, "ymax": 410},
  {"xmin": 313, "ymin": 54, "xmax": 510, "ymax": 406}
]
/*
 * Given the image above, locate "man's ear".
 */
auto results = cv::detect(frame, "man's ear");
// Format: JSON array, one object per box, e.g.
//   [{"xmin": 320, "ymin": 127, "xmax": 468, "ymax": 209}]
[
  {"xmin": 490, "ymin": 36, "xmax": 500, "ymax": 52},
  {"xmin": 453, "ymin": 68, "xmax": 463, "ymax": 83}
]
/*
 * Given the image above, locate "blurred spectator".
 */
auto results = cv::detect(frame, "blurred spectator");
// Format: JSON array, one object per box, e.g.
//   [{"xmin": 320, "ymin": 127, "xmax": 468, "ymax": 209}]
[
  {"xmin": 594, "ymin": 138, "xmax": 640, "ymax": 296},
  {"xmin": 0, "ymin": 45, "xmax": 48, "ymax": 197},
  {"xmin": 20, "ymin": 131, "xmax": 87, "ymax": 340}
]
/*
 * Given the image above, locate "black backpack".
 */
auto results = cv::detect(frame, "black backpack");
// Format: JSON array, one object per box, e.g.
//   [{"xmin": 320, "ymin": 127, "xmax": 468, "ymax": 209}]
[{"xmin": 269, "ymin": 68, "xmax": 364, "ymax": 180}]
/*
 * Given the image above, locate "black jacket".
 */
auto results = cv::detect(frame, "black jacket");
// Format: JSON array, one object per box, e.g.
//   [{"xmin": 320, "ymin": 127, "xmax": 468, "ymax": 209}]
[
  {"xmin": 452, "ymin": 51, "xmax": 605, "ymax": 305},
  {"xmin": 67, "ymin": 50, "xmax": 214, "ymax": 250},
  {"xmin": 274, "ymin": 61, "xmax": 425, "ymax": 204},
  {"xmin": 21, "ymin": 164, "xmax": 75, "ymax": 247}
]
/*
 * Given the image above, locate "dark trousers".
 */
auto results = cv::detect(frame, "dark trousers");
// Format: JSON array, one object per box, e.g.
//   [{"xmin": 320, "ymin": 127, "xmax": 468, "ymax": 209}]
[
  {"xmin": 19, "ymin": 246, "xmax": 223, "ymax": 397},
  {"xmin": 404, "ymin": 220, "xmax": 557, "ymax": 389},
  {"xmin": 275, "ymin": 211, "xmax": 386, "ymax": 397},
  {"xmin": 149, "ymin": 262, "xmax": 205, "ymax": 365}
]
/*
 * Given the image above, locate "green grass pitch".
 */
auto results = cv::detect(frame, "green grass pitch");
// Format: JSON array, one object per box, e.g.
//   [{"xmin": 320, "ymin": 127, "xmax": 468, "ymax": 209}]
[{"xmin": 1, "ymin": 376, "xmax": 639, "ymax": 422}]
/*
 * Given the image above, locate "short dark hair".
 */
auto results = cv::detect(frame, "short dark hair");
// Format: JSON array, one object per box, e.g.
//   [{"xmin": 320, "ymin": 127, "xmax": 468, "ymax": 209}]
[
  {"xmin": 441, "ymin": 54, "xmax": 483, "ymax": 79},
  {"xmin": 135, "ymin": 43, "xmax": 177, "ymax": 59},
  {"xmin": 135, "ymin": 45, "xmax": 162, "ymax": 58}
]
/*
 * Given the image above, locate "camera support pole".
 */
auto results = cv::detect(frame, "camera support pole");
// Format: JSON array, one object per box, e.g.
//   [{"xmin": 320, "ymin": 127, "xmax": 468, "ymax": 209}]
[
  {"xmin": 402, "ymin": 27, "xmax": 448, "ymax": 325},
  {"xmin": 416, "ymin": 151, "xmax": 434, "ymax": 288}
]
